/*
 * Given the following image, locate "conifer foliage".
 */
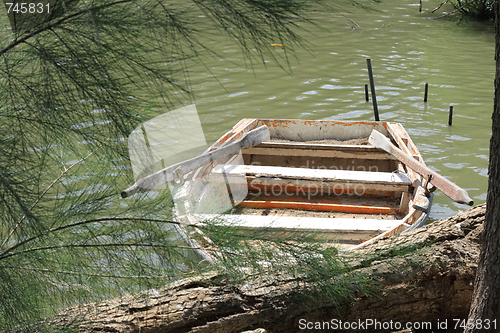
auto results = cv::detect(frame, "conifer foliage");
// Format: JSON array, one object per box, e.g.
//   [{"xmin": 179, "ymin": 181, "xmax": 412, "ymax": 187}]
[{"xmin": 0, "ymin": 1, "xmax": 374, "ymax": 331}]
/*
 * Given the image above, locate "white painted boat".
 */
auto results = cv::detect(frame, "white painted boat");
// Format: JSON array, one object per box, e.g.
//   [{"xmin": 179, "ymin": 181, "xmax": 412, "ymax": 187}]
[{"xmin": 165, "ymin": 118, "xmax": 435, "ymax": 260}]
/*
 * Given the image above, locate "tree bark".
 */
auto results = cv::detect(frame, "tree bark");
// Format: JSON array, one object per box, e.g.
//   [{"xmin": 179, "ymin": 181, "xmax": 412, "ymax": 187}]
[
  {"xmin": 464, "ymin": 2, "xmax": 500, "ymax": 332},
  {"xmin": 50, "ymin": 204, "xmax": 485, "ymax": 333}
]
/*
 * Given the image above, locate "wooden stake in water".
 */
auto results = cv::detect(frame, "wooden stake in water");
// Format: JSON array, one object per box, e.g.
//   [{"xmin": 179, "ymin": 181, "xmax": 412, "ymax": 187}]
[
  {"xmin": 419, "ymin": 0, "xmax": 422, "ymax": 12},
  {"xmin": 365, "ymin": 84, "xmax": 369, "ymax": 102},
  {"xmin": 424, "ymin": 83, "xmax": 429, "ymax": 102},
  {"xmin": 366, "ymin": 58, "xmax": 379, "ymax": 121},
  {"xmin": 448, "ymin": 106, "xmax": 453, "ymax": 126}
]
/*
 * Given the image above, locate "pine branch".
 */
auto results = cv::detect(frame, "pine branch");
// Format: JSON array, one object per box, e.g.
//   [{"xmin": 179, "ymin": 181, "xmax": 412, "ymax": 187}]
[
  {"xmin": 432, "ymin": 0, "xmax": 450, "ymax": 13},
  {"xmin": 0, "ymin": 216, "xmax": 198, "ymax": 260},
  {"xmin": 1, "ymin": 265, "xmax": 184, "ymax": 280},
  {"xmin": 0, "ymin": 0, "xmax": 134, "ymax": 57},
  {"xmin": 0, "ymin": 172, "xmax": 38, "ymax": 223},
  {"xmin": 431, "ymin": 4, "xmax": 466, "ymax": 19},
  {"xmin": 1, "ymin": 242, "xmax": 199, "ymax": 260}
]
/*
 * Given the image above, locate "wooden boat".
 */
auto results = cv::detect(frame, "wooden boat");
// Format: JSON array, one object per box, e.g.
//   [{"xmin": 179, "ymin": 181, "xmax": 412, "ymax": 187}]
[
  {"xmin": 172, "ymin": 119, "xmax": 438, "ymax": 259},
  {"xmin": 122, "ymin": 118, "xmax": 472, "ymax": 261}
]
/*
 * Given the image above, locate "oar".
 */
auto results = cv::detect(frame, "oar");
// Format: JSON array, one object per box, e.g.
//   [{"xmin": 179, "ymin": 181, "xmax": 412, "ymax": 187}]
[
  {"xmin": 121, "ymin": 125, "xmax": 270, "ymax": 198},
  {"xmin": 369, "ymin": 129, "xmax": 473, "ymax": 206}
]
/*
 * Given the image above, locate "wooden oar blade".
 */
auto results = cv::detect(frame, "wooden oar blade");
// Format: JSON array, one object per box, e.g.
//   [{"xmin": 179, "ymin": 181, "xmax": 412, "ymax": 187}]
[
  {"xmin": 368, "ymin": 129, "xmax": 393, "ymax": 153},
  {"xmin": 369, "ymin": 129, "xmax": 473, "ymax": 206}
]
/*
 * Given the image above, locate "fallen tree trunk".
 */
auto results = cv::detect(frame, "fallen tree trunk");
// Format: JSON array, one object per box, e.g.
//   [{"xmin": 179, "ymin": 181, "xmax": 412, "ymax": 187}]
[{"xmin": 51, "ymin": 204, "xmax": 485, "ymax": 333}]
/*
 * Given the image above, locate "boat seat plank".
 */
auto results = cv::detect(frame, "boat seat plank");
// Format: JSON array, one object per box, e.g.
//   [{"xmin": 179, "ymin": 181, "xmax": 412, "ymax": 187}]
[
  {"xmin": 191, "ymin": 214, "xmax": 403, "ymax": 241},
  {"xmin": 247, "ymin": 179, "xmax": 404, "ymax": 196},
  {"xmin": 243, "ymin": 142, "xmax": 396, "ymax": 160},
  {"xmin": 259, "ymin": 142, "xmax": 378, "ymax": 150},
  {"xmin": 237, "ymin": 200, "xmax": 399, "ymax": 215},
  {"xmin": 213, "ymin": 164, "xmax": 411, "ymax": 186}
]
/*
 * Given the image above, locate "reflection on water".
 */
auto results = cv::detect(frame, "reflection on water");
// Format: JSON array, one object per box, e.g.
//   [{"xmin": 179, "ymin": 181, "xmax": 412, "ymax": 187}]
[{"xmin": 182, "ymin": 0, "xmax": 493, "ymax": 220}]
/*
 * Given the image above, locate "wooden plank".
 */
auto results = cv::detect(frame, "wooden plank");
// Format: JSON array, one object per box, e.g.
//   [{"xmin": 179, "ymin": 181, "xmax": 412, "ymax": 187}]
[
  {"xmin": 237, "ymin": 200, "xmax": 400, "ymax": 215},
  {"xmin": 385, "ymin": 122, "xmax": 422, "ymax": 181},
  {"xmin": 399, "ymin": 190, "xmax": 410, "ymax": 214},
  {"xmin": 191, "ymin": 214, "xmax": 403, "ymax": 241},
  {"xmin": 207, "ymin": 119, "xmax": 259, "ymax": 151},
  {"xmin": 213, "ymin": 164, "xmax": 412, "ymax": 186},
  {"xmin": 242, "ymin": 144, "xmax": 396, "ymax": 160},
  {"xmin": 257, "ymin": 119, "xmax": 389, "ymax": 142},
  {"xmin": 412, "ymin": 186, "xmax": 431, "ymax": 213},
  {"xmin": 256, "ymin": 142, "xmax": 379, "ymax": 151},
  {"xmin": 247, "ymin": 181, "xmax": 405, "ymax": 196},
  {"xmin": 247, "ymin": 177, "xmax": 408, "ymax": 196},
  {"xmin": 386, "ymin": 123, "xmax": 423, "ymax": 162}
]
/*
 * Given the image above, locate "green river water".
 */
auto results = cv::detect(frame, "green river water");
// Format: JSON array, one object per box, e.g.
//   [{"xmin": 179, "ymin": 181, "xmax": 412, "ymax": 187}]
[
  {"xmin": 2, "ymin": 0, "xmax": 493, "ymax": 222},
  {"xmin": 181, "ymin": 0, "xmax": 494, "ymax": 221}
]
